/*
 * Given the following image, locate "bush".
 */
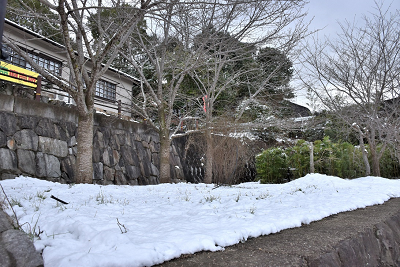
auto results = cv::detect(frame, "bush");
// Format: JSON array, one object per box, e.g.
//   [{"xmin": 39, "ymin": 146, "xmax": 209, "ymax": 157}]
[
  {"xmin": 256, "ymin": 137, "xmax": 400, "ymax": 183},
  {"xmin": 256, "ymin": 147, "xmax": 287, "ymax": 184}
]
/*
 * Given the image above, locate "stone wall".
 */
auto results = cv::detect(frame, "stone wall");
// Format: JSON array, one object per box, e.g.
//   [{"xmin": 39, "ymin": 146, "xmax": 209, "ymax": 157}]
[{"xmin": 0, "ymin": 94, "xmax": 183, "ymax": 184}]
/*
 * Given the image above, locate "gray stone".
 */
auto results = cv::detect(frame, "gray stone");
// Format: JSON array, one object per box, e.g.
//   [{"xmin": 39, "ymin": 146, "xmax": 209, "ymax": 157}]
[
  {"xmin": 17, "ymin": 149, "xmax": 36, "ymax": 175},
  {"xmin": 0, "ymin": 210, "xmax": 13, "ymax": 233},
  {"xmin": 149, "ymin": 141, "xmax": 160, "ymax": 153},
  {"xmin": 35, "ymin": 118, "xmax": 68, "ymax": 141},
  {"xmin": 14, "ymin": 129, "xmax": 38, "ymax": 150},
  {"xmin": 71, "ymin": 146, "xmax": 77, "ymax": 156},
  {"xmin": 150, "ymin": 163, "xmax": 159, "ymax": 177},
  {"xmin": 36, "ymin": 153, "xmax": 61, "ymax": 178},
  {"xmin": 110, "ymin": 134, "xmax": 121, "ymax": 150},
  {"xmin": 60, "ymin": 155, "xmax": 75, "ymax": 183},
  {"xmin": 59, "ymin": 121, "xmax": 76, "ymax": 138},
  {"xmin": 2, "ymin": 229, "xmax": 44, "ymax": 267},
  {"xmin": 0, "ymin": 148, "xmax": 18, "ymax": 172},
  {"xmin": 115, "ymin": 171, "xmax": 127, "ymax": 185},
  {"xmin": 38, "ymin": 136, "xmax": 68, "ymax": 157},
  {"xmin": 92, "ymin": 145, "xmax": 102, "ymax": 163},
  {"xmin": 93, "ymin": 162, "xmax": 104, "ymax": 180},
  {"xmin": 120, "ymin": 146, "xmax": 139, "ymax": 166},
  {"xmin": 18, "ymin": 115, "xmax": 38, "ymax": 130},
  {"xmin": 6, "ymin": 138, "xmax": 16, "ymax": 150},
  {"xmin": 135, "ymin": 141, "xmax": 150, "ymax": 163},
  {"xmin": 0, "ymin": 131, "xmax": 6, "ymax": 148},
  {"xmin": 35, "ymin": 118, "xmax": 57, "ymax": 139},
  {"xmin": 103, "ymin": 148, "xmax": 120, "ymax": 167},
  {"xmin": 0, "ymin": 242, "xmax": 12, "ymax": 267},
  {"xmin": 67, "ymin": 136, "xmax": 77, "ymax": 147},
  {"xmin": 117, "ymin": 133, "xmax": 127, "ymax": 146},
  {"xmin": 0, "ymin": 113, "xmax": 17, "ymax": 136},
  {"xmin": 104, "ymin": 166, "xmax": 115, "ymax": 182},
  {"xmin": 149, "ymin": 176, "xmax": 159, "ymax": 185},
  {"xmin": 0, "ymin": 173, "xmax": 18, "ymax": 180},
  {"xmin": 100, "ymin": 128, "xmax": 111, "ymax": 147},
  {"xmin": 126, "ymin": 165, "xmax": 141, "ymax": 180},
  {"xmin": 93, "ymin": 131, "xmax": 105, "ymax": 149}
]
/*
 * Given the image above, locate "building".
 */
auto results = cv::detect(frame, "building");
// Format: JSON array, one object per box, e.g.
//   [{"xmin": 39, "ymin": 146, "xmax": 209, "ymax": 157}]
[{"xmin": 1, "ymin": 19, "xmax": 138, "ymax": 118}]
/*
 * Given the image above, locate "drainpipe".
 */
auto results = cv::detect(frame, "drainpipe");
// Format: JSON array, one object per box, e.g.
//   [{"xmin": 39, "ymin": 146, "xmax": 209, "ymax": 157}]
[{"xmin": 0, "ymin": 0, "xmax": 9, "ymax": 59}]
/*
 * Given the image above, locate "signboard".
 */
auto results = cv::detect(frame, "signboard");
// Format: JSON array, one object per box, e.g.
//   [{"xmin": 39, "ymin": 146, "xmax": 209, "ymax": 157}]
[{"xmin": 0, "ymin": 60, "xmax": 39, "ymax": 88}]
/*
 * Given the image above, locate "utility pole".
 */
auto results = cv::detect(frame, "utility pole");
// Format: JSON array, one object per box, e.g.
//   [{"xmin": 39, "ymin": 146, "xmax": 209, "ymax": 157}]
[{"xmin": 0, "ymin": 0, "xmax": 9, "ymax": 59}]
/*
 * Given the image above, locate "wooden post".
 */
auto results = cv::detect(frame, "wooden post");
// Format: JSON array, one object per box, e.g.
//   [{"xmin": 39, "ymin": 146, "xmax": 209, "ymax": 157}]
[{"xmin": 35, "ymin": 75, "xmax": 42, "ymax": 102}]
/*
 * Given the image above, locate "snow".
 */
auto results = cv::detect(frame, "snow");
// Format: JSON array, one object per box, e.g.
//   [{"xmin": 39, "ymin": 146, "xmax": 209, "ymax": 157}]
[{"xmin": 1, "ymin": 174, "xmax": 400, "ymax": 267}]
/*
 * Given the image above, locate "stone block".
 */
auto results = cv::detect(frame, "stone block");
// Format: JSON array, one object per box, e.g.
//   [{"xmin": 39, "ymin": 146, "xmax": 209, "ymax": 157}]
[
  {"xmin": 0, "ymin": 131, "xmax": 6, "ymax": 148},
  {"xmin": 102, "ymin": 148, "xmax": 120, "ymax": 167},
  {"xmin": 61, "ymin": 155, "xmax": 75, "ymax": 183},
  {"xmin": 0, "ymin": 148, "xmax": 18, "ymax": 172},
  {"xmin": 0, "ymin": 113, "xmax": 17, "ymax": 136},
  {"xmin": 93, "ymin": 162, "xmax": 104, "ymax": 180},
  {"xmin": 115, "ymin": 171, "xmax": 127, "ymax": 185},
  {"xmin": 104, "ymin": 166, "xmax": 115, "ymax": 182},
  {"xmin": 93, "ymin": 131, "xmax": 105, "ymax": 149},
  {"xmin": 67, "ymin": 136, "xmax": 77, "ymax": 147},
  {"xmin": 36, "ymin": 153, "xmax": 61, "ymax": 178},
  {"xmin": 17, "ymin": 149, "xmax": 36, "ymax": 176},
  {"xmin": 2, "ymin": 229, "xmax": 44, "ymax": 267},
  {"xmin": 0, "ymin": 242, "xmax": 12, "ymax": 267},
  {"xmin": 14, "ymin": 129, "xmax": 38, "ymax": 151},
  {"xmin": 0, "ymin": 173, "xmax": 18, "ymax": 180},
  {"xmin": 120, "ymin": 146, "xmax": 139, "ymax": 166},
  {"xmin": 7, "ymin": 139, "xmax": 16, "ymax": 150},
  {"xmin": 0, "ymin": 210, "xmax": 13, "ymax": 233},
  {"xmin": 18, "ymin": 115, "xmax": 38, "ymax": 130},
  {"xmin": 38, "ymin": 136, "xmax": 68, "ymax": 158},
  {"xmin": 126, "ymin": 165, "xmax": 140, "ymax": 180}
]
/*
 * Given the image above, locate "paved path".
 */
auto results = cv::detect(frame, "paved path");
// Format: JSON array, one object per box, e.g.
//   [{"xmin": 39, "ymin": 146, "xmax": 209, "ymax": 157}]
[{"xmin": 156, "ymin": 198, "xmax": 400, "ymax": 267}]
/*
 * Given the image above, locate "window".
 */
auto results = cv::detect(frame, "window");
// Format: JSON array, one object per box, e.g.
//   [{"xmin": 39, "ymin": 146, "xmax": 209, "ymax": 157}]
[
  {"xmin": 95, "ymin": 79, "xmax": 116, "ymax": 101},
  {"xmin": 4, "ymin": 45, "xmax": 62, "ymax": 75}
]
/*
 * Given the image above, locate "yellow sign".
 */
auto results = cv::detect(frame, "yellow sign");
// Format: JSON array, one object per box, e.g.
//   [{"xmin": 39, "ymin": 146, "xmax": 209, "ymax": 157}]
[{"xmin": 0, "ymin": 61, "xmax": 39, "ymax": 88}]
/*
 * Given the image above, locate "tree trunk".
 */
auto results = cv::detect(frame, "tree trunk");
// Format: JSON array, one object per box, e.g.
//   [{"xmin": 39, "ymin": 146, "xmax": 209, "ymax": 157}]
[
  {"xmin": 369, "ymin": 143, "xmax": 381, "ymax": 177},
  {"xmin": 204, "ymin": 126, "xmax": 213, "ymax": 184},
  {"xmin": 75, "ymin": 111, "xmax": 94, "ymax": 184},
  {"xmin": 158, "ymin": 103, "xmax": 171, "ymax": 183},
  {"xmin": 357, "ymin": 131, "xmax": 371, "ymax": 176},
  {"xmin": 159, "ymin": 130, "xmax": 171, "ymax": 183}
]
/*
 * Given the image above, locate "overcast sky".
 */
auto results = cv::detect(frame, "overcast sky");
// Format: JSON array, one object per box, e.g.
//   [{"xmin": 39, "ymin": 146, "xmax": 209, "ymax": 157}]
[{"xmin": 293, "ymin": 0, "xmax": 400, "ymax": 108}]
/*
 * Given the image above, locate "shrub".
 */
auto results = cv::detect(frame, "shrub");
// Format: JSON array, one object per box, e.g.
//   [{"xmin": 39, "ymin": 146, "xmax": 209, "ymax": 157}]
[
  {"xmin": 256, "ymin": 147, "xmax": 287, "ymax": 184},
  {"xmin": 256, "ymin": 138, "xmax": 400, "ymax": 183}
]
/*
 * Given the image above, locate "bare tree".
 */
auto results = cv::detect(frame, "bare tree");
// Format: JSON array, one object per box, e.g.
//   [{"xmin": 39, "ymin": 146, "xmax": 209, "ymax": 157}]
[
  {"xmin": 4, "ymin": 0, "xmax": 161, "ymax": 183},
  {"xmin": 301, "ymin": 2, "xmax": 400, "ymax": 176},
  {"xmin": 118, "ymin": 0, "xmax": 308, "ymax": 183},
  {"xmin": 191, "ymin": 1, "xmax": 308, "ymax": 183}
]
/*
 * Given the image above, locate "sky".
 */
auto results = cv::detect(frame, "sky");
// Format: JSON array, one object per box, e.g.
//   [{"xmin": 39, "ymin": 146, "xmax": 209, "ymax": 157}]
[
  {"xmin": 1, "ymin": 174, "xmax": 400, "ymax": 266},
  {"xmin": 292, "ymin": 0, "xmax": 400, "ymax": 108}
]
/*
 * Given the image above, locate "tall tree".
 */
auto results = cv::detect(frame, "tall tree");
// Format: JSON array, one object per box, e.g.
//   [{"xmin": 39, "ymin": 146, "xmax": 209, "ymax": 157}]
[
  {"xmin": 119, "ymin": 0, "xmax": 308, "ymax": 183},
  {"xmin": 301, "ymin": 2, "xmax": 400, "ymax": 176},
  {"xmin": 191, "ymin": 1, "xmax": 308, "ymax": 183},
  {"xmin": 6, "ymin": 0, "xmax": 63, "ymax": 43},
  {"xmin": 3, "ymin": 0, "xmax": 161, "ymax": 183}
]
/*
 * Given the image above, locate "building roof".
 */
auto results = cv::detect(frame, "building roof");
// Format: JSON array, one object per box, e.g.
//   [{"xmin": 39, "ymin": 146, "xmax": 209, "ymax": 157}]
[{"xmin": 4, "ymin": 19, "xmax": 139, "ymax": 83}]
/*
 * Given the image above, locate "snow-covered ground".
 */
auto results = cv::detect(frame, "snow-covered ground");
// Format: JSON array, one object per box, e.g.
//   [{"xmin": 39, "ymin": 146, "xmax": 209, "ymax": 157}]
[{"xmin": 1, "ymin": 174, "xmax": 400, "ymax": 267}]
